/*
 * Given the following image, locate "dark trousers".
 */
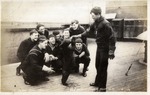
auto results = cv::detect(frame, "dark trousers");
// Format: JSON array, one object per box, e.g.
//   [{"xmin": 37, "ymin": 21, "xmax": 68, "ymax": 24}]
[
  {"xmin": 61, "ymin": 70, "xmax": 70, "ymax": 84},
  {"xmin": 51, "ymin": 59, "xmax": 63, "ymax": 71},
  {"xmin": 17, "ymin": 63, "xmax": 21, "ymax": 70},
  {"xmin": 23, "ymin": 67, "xmax": 48, "ymax": 85},
  {"xmin": 16, "ymin": 61, "xmax": 24, "ymax": 73},
  {"xmin": 74, "ymin": 56, "xmax": 90, "ymax": 73},
  {"xmin": 61, "ymin": 55, "xmax": 74, "ymax": 84},
  {"xmin": 95, "ymin": 47, "xmax": 109, "ymax": 88}
]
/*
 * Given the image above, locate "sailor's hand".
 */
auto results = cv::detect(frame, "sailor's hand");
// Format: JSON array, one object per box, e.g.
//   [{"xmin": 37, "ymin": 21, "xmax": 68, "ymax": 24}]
[
  {"xmin": 44, "ymin": 53, "xmax": 50, "ymax": 62},
  {"xmin": 109, "ymin": 54, "xmax": 115, "ymax": 60}
]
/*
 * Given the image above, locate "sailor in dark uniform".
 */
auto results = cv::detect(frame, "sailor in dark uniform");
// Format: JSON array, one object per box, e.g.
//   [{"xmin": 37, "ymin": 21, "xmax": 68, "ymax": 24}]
[
  {"xmin": 16, "ymin": 29, "xmax": 38, "ymax": 76},
  {"xmin": 73, "ymin": 38, "xmax": 90, "ymax": 77},
  {"xmin": 45, "ymin": 34, "xmax": 63, "ymax": 73},
  {"xmin": 60, "ymin": 29, "xmax": 74, "ymax": 86},
  {"xmin": 21, "ymin": 35, "xmax": 49, "ymax": 86},
  {"xmin": 36, "ymin": 24, "xmax": 49, "ymax": 39}
]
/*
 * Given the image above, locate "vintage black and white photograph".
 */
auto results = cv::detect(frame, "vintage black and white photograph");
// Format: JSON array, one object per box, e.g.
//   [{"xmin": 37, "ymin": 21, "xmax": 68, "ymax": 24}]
[{"xmin": 0, "ymin": 0, "xmax": 148, "ymax": 93}]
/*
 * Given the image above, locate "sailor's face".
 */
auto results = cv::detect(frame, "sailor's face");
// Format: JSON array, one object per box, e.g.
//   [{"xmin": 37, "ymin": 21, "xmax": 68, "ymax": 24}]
[
  {"xmin": 91, "ymin": 13, "xmax": 99, "ymax": 21},
  {"xmin": 75, "ymin": 43, "xmax": 82, "ymax": 50},
  {"xmin": 71, "ymin": 23, "xmax": 78, "ymax": 30},
  {"xmin": 38, "ymin": 26, "xmax": 45, "ymax": 33},
  {"xmin": 49, "ymin": 37, "xmax": 56, "ymax": 45},
  {"xmin": 30, "ymin": 32, "xmax": 39, "ymax": 41},
  {"xmin": 41, "ymin": 40, "xmax": 48, "ymax": 49},
  {"xmin": 63, "ymin": 30, "xmax": 70, "ymax": 39},
  {"xmin": 56, "ymin": 34, "xmax": 61, "ymax": 40}
]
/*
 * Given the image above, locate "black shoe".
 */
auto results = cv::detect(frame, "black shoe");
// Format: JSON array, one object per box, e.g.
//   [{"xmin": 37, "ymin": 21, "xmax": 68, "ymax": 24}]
[
  {"xmin": 24, "ymin": 80, "xmax": 30, "ymax": 85},
  {"xmin": 23, "ymin": 75, "xmax": 30, "ymax": 85},
  {"xmin": 62, "ymin": 82, "xmax": 68, "ymax": 86},
  {"xmin": 100, "ymin": 88, "xmax": 106, "ymax": 92},
  {"xmin": 16, "ymin": 67, "xmax": 21, "ymax": 76},
  {"xmin": 23, "ymin": 75, "xmax": 37, "ymax": 86},
  {"xmin": 82, "ymin": 72, "xmax": 87, "ymax": 77},
  {"xmin": 94, "ymin": 88, "xmax": 106, "ymax": 92},
  {"xmin": 42, "ymin": 77, "xmax": 49, "ymax": 81},
  {"xmin": 90, "ymin": 83, "xmax": 98, "ymax": 87},
  {"xmin": 94, "ymin": 89, "xmax": 100, "ymax": 92}
]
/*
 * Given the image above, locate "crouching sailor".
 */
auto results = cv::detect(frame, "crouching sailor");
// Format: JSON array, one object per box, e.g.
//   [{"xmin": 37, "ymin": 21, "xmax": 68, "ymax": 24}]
[{"xmin": 21, "ymin": 35, "xmax": 50, "ymax": 86}]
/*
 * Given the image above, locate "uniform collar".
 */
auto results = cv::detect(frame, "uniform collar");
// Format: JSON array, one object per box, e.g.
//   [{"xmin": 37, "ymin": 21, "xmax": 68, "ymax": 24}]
[
  {"xmin": 29, "ymin": 38, "xmax": 34, "ymax": 42},
  {"xmin": 30, "ymin": 45, "xmax": 43, "ymax": 53},
  {"xmin": 48, "ymin": 43, "xmax": 56, "ymax": 48}
]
